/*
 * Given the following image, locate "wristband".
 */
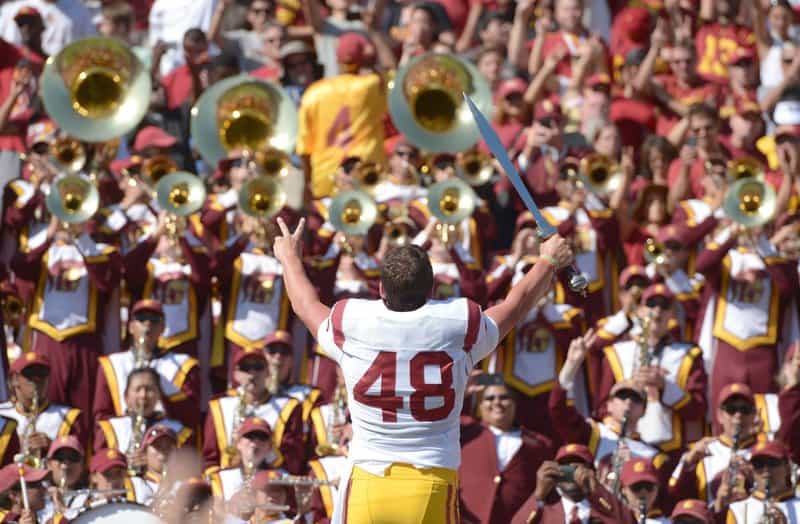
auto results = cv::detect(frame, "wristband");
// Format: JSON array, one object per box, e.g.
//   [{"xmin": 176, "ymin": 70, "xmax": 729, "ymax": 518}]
[{"xmin": 540, "ymin": 254, "xmax": 558, "ymax": 269}]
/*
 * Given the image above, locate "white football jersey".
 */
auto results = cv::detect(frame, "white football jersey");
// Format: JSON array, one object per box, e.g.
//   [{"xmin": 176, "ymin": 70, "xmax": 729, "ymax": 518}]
[{"xmin": 316, "ymin": 297, "xmax": 498, "ymax": 471}]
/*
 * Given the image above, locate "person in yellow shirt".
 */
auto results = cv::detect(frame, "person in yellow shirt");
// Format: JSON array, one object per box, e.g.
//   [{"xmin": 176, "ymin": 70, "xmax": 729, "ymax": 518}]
[{"xmin": 296, "ymin": 32, "xmax": 391, "ymax": 198}]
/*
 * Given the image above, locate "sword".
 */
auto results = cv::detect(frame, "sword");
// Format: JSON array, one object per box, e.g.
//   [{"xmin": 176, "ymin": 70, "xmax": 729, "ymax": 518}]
[{"xmin": 463, "ymin": 93, "xmax": 588, "ymax": 294}]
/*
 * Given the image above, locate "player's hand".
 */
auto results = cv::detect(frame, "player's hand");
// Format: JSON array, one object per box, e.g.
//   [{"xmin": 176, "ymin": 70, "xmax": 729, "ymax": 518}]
[
  {"xmin": 19, "ymin": 509, "xmax": 36, "ymax": 524},
  {"xmin": 539, "ymin": 234, "xmax": 573, "ymax": 269},
  {"xmin": 27, "ymin": 432, "xmax": 51, "ymax": 454},
  {"xmin": 565, "ymin": 329, "xmax": 595, "ymax": 367},
  {"xmin": 574, "ymin": 464, "xmax": 597, "ymax": 494},
  {"xmin": 533, "ymin": 461, "xmax": 561, "ymax": 499},
  {"xmin": 273, "ymin": 217, "xmax": 305, "ymax": 263},
  {"xmin": 683, "ymin": 437, "xmax": 714, "ymax": 468}
]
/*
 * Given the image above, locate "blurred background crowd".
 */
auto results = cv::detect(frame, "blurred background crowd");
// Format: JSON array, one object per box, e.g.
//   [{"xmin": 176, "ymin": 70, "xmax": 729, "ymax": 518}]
[{"xmin": 0, "ymin": 0, "xmax": 800, "ymax": 522}]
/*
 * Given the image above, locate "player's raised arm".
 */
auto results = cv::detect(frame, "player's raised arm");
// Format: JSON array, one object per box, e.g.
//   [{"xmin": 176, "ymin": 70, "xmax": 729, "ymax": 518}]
[
  {"xmin": 273, "ymin": 217, "xmax": 331, "ymax": 335},
  {"xmin": 485, "ymin": 234, "xmax": 573, "ymax": 339}
]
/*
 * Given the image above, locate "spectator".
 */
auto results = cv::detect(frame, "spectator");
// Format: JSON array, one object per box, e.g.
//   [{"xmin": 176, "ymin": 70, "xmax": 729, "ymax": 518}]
[
  {"xmin": 0, "ymin": 0, "xmax": 95, "ymax": 56},
  {"xmin": 148, "ymin": 0, "xmax": 218, "ymax": 76},
  {"xmin": 209, "ymin": 0, "xmax": 287, "ymax": 71}
]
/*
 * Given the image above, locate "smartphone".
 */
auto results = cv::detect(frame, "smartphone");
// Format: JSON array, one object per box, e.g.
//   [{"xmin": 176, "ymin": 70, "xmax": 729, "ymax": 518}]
[
  {"xmin": 686, "ymin": 136, "xmax": 697, "ymax": 147},
  {"xmin": 557, "ymin": 465, "xmax": 576, "ymax": 482}
]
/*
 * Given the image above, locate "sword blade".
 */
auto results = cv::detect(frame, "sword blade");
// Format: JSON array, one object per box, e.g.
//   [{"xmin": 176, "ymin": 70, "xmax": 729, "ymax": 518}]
[{"xmin": 462, "ymin": 93, "xmax": 556, "ymax": 238}]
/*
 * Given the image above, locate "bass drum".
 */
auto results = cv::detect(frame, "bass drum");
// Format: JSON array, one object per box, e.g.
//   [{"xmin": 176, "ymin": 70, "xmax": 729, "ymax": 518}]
[{"xmin": 71, "ymin": 502, "xmax": 164, "ymax": 524}]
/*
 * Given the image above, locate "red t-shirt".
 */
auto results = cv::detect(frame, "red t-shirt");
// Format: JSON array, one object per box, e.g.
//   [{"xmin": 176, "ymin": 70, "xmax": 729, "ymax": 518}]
[
  {"xmin": 0, "ymin": 41, "xmax": 43, "ymax": 152},
  {"xmin": 609, "ymin": 96, "xmax": 657, "ymax": 150},
  {"xmin": 160, "ymin": 64, "xmax": 193, "ymax": 111},
  {"xmin": 694, "ymin": 22, "xmax": 756, "ymax": 84},
  {"xmin": 655, "ymin": 74, "xmax": 724, "ymax": 135},
  {"xmin": 533, "ymin": 30, "xmax": 612, "ymax": 81},
  {"xmin": 719, "ymin": 134, "xmax": 769, "ymax": 166},
  {"xmin": 667, "ymin": 144, "xmax": 731, "ymax": 199}
]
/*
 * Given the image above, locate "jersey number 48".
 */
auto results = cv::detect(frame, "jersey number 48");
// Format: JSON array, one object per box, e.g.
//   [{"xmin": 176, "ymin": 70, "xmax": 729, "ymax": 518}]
[{"xmin": 353, "ymin": 351, "xmax": 455, "ymax": 422}]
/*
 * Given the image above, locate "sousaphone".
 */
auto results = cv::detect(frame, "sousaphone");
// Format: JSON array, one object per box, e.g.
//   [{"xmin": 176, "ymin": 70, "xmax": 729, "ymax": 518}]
[
  {"xmin": 190, "ymin": 75, "xmax": 297, "ymax": 168},
  {"xmin": 156, "ymin": 172, "xmax": 207, "ymax": 217},
  {"xmin": 41, "ymin": 37, "xmax": 151, "ymax": 142},
  {"xmin": 328, "ymin": 191, "xmax": 377, "ymax": 237},
  {"xmin": 723, "ymin": 177, "xmax": 777, "ymax": 228},
  {"xmin": 389, "ymin": 53, "xmax": 493, "ymax": 153},
  {"xmin": 238, "ymin": 176, "xmax": 287, "ymax": 219},
  {"xmin": 46, "ymin": 174, "xmax": 100, "ymax": 224}
]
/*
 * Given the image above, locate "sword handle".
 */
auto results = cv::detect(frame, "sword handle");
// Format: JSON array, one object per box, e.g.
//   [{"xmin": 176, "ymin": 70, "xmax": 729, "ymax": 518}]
[{"xmin": 564, "ymin": 265, "xmax": 589, "ymax": 295}]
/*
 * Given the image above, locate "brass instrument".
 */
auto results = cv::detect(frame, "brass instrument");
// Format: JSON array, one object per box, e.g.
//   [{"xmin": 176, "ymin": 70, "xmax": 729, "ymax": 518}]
[
  {"xmin": 227, "ymin": 385, "xmax": 247, "ymax": 457},
  {"xmin": 457, "ymin": 150, "xmax": 494, "ymax": 186},
  {"xmin": 643, "ymin": 238, "xmax": 668, "ymax": 266},
  {"xmin": 41, "ymin": 37, "xmax": 151, "ymax": 142},
  {"xmin": 354, "ymin": 161, "xmax": 385, "ymax": 194},
  {"xmin": 760, "ymin": 476, "xmax": 774, "ymax": 524},
  {"xmin": 635, "ymin": 311, "xmax": 655, "ymax": 370},
  {"xmin": 388, "ymin": 53, "xmax": 493, "ymax": 153},
  {"xmin": 49, "ymin": 137, "xmax": 86, "ymax": 174},
  {"xmin": 3, "ymin": 294, "xmax": 24, "ymax": 323},
  {"xmin": 607, "ymin": 411, "xmax": 630, "ymax": 498},
  {"xmin": 46, "ymin": 174, "xmax": 100, "ymax": 224},
  {"xmin": 127, "ymin": 401, "xmax": 146, "ymax": 476},
  {"xmin": 243, "ymin": 459, "xmax": 255, "ymax": 483},
  {"xmin": 578, "ymin": 153, "xmax": 622, "ymax": 196},
  {"xmin": 156, "ymin": 172, "xmax": 207, "ymax": 217},
  {"xmin": 21, "ymin": 387, "xmax": 42, "ymax": 468},
  {"xmin": 314, "ymin": 385, "xmax": 347, "ymax": 457},
  {"xmin": 191, "ymin": 75, "xmax": 297, "ymax": 168},
  {"xmin": 254, "ymin": 147, "xmax": 291, "ymax": 177},
  {"xmin": 141, "ymin": 156, "xmax": 178, "ymax": 187},
  {"xmin": 61, "ymin": 488, "xmax": 128, "ymax": 497},
  {"xmin": 133, "ymin": 335, "xmax": 148, "ymax": 369},
  {"xmin": 723, "ymin": 177, "xmax": 777, "ymax": 228},
  {"xmin": 385, "ymin": 219, "xmax": 411, "ymax": 248},
  {"xmin": 427, "ymin": 178, "xmax": 477, "ymax": 245},
  {"xmin": 727, "ymin": 156, "xmax": 763, "ymax": 183},
  {"xmin": 266, "ymin": 359, "xmax": 281, "ymax": 397},
  {"xmin": 268, "ymin": 474, "xmax": 338, "ymax": 487},
  {"xmin": 238, "ymin": 176, "xmax": 286, "ymax": 220},
  {"xmin": 329, "ymin": 190, "xmax": 378, "ymax": 237},
  {"xmin": 727, "ymin": 422, "xmax": 742, "ymax": 493}
]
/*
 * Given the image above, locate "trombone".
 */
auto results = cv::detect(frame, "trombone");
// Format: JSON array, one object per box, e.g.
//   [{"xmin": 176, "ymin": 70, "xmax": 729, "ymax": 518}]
[
  {"xmin": 389, "ymin": 53, "xmax": 493, "ymax": 153},
  {"xmin": 427, "ymin": 178, "xmax": 477, "ymax": 245},
  {"xmin": 40, "ymin": 37, "xmax": 151, "ymax": 142}
]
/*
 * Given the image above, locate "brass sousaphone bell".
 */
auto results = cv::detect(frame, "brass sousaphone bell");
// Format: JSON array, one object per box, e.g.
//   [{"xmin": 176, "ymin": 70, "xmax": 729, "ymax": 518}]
[
  {"xmin": 329, "ymin": 190, "xmax": 378, "ymax": 237},
  {"xmin": 389, "ymin": 53, "xmax": 493, "ymax": 153},
  {"xmin": 155, "ymin": 172, "xmax": 207, "ymax": 217},
  {"xmin": 578, "ymin": 153, "xmax": 622, "ymax": 196},
  {"xmin": 190, "ymin": 75, "xmax": 298, "ymax": 168},
  {"xmin": 354, "ymin": 161, "xmax": 385, "ymax": 194},
  {"xmin": 727, "ymin": 156, "xmax": 764, "ymax": 183},
  {"xmin": 49, "ymin": 137, "xmax": 87, "ymax": 174},
  {"xmin": 457, "ymin": 150, "xmax": 494, "ymax": 186},
  {"xmin": 723, "ymin": 177, "xmax": 777, "ymax": 228},
  {"xmin": 41, "ymin": 37, "xmax": 151, "ymax": 142},
  {"xmin": 46, "ymin": 174, "xmax": 100, "ymax": 224},
  {"xmin": 238, "ymin": 176, "xmax": 287, "ymax": 219}
]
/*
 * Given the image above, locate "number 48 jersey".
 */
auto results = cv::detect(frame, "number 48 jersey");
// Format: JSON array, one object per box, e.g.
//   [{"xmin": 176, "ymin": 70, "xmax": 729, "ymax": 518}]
[{"xmin": 316, "ymin": 298, "xmax": 499, "ymax": 471}]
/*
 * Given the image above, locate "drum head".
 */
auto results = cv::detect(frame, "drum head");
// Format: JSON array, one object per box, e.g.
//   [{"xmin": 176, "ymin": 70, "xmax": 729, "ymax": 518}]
[{"xmin": 71, "ymin": 502, "xmax": 164, "ymax": 524}]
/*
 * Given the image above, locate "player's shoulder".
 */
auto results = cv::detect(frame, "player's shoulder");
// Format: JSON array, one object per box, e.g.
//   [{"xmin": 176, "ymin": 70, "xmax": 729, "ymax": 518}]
[{"xmin": 426, "ymin": 297, "xmax": 480, "ymax": 319}]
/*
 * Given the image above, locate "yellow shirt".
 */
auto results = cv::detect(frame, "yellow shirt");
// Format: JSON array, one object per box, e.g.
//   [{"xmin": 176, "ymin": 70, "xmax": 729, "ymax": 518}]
[{"xmin": 296, "ymin": 73, "xmax": 387, "ymax": 198}]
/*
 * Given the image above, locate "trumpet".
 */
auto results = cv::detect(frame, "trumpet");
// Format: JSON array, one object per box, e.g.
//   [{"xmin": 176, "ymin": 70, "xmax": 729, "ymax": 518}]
[
  {"xmin": 457, "ymin": 150, "xmax": 493, "ymax": 186},
  {"xmin": 268, "ymin": 474, "xmax": 338, "ymax": 487},
  {"xmin": 385, "ymin": 219, "xmax": 411, "ymax": 248},
  {"xmin": 46, "ymin": 174, "xmax": 100, "ymax": 225},
  {"xmin": 141, "ymin": 156, "xmax": 178, "ymax": 187},
  {"xmin": 238, "ymin": 176, "xmax": 286, "ymax": 220},
  {"xmin": 253, "ymin": 147, "xmax": 291, "ymax": 177},
  {"xmin": 49, "ymin": 137, "xmax": 86, "ymax": 174},
  {"xmin": 3, "ymin": 294, "xmax": 24, "ymax": 323},
  {"xmin": 329, "ymin": 190, "xmax": 378, "ymax": 238},
  {"xmin": 578, "ymin": 153, "xmax": 622, "ymax": 196},
  {"xmin": 315, "ymin": 385, "xmax": 347, "ymax": 457},
  {"xmin": 427, "ymin": 178, "xmax": 477, "ymax": 245}
]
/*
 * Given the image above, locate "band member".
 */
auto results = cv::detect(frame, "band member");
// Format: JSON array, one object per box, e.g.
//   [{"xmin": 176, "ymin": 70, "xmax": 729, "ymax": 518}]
[
  {"xmin": 553, "ymin": 331, "xmax": 667, "ymax": 473},
  {"xmin": 0, "ymin": 353, "xmax": 86, "ymax": 465},
  {"xmin": 0, "ymin": 463, "xmax": 50, "ymax": 524},
  {"xmin": 138, "ymin": 425, "xmax": 177, "ymax": 501},
  {"xmin": 694, "ymin": 221, "xmax": 799, "ymax": 409},
  {"xmin": 11, "ymin": 218, "xmax": 122, "ymax": 415},
  {"xmin": 209, "ymin": 417, "xmax": 282, "ymax": 501},
  {"xmin": 372, "ymin": 140, "xmax": 426, "ymax": 205},
  {"xmin": 93, "ymin": 299, "xmax": 201, "ymax": 428},
  {"xmin": 669, "ymin": 499, "xmax": 713, "ymax": 524},
  {"xmin": 669, "ymin": 383, "xmax": 761, "ymax": 504},
  {"xmin": 620, "ymin": 459, "xmax": 668, "ymax": 523},
  {"xmin": 123, "ymin": 211, "xmax": 211, "ymax": 361},
  {"xmin": 243, "ymin": 469, "xmax": 299, "ymax": 524},
  {"xmin": 203, "ymin": 347, "xmax": 304, "ymax": 474},
  {"xmin": 510, "ymin": 444, "xmax": 634, "ymax": 524},
  {"xmin": 594, "ymin": 284, "xmax": 708, "ymax": 454},
  {"xmin": 724, "ymin": 441, "xmax": 800, "ymax": 523},
  {"xmin": 459, "ymin": 381, "xmax": 555, "ymax": 524},
  {"xmin": 0, "ymin": 416, "xmax": 19, "ymax": 468},
  {"xmin": 44, "ymin": 436, "xmax": 88, "ymax": 522},
  {"xmin": 94, "ymin": 368, "xmax": 193, "ymax": 461},
  {"xmin": 89, "ymin": 448, "xmax": 144, "ymax": 504}
]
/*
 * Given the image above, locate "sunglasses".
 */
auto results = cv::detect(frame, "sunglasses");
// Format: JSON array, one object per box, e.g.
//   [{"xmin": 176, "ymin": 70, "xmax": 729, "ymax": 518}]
[
  {"xmin": 228, "ymin": 157, "xmax": 247, "ymax": 168},
  {"xmin": 249, "ymin": 7, "xmax": 271, "ymax": 14},
  {"xmin": 265, "ymin": 345, "xmax": 291, "ymax": 356},
  {"xmin": 691, "ymin": 124, "xmax": 713, "ymax": 134},
  {"xmin": 243, "ymin": 432, "xmax": 271, "ymax": 442},
  {"xmin": 434, "ymin": 159, "xmax": 455, "ymax": 170},
  {"xmin": 752, "ymin": 457, "xmax": 784, "ymax": 469},
  {"xmin": 22, "ymin": 366, "xmax": 49, "ymax": 380},
  {"xmin": 482, "ymin": 394, "xmax": 512, "ymax": 402},
  {"xmin": 630, "ymin": 482, "xmax": 656, "ymax": 492},
  {"xmin": 537, "ymin": 117, "xmax": 558, "ymax": 128},
  {"xmin": 394, "ymin": 150, "xmax": 415, "ymax": 159},
  {"xmin": 239, "ymin": 361, "xmax": 266, "ymax": 372},
  {"xmin": 664, "ymin": 241, "xmax": 684, "ymax": 251},
  {"xmin": 31, "ymin": 143, "xmax": 49, "ymax": 155},
  {"xmin": 52, "ymin": 451, "xmax": 83, "ymax": 463},
  {"xmin": 645, "ymin": 297, "xmax": 672, "ymax": 309},
  {"xmin": 615, "ymin": 390, "xmax": 645, "ymax": 404},
  {"xmin": 722, "ymin": 403, "xmax": 755, "ymax": 415},
  {"xmin": 134, "ymin": 312, "xmax": 163, "ymax": 323}
]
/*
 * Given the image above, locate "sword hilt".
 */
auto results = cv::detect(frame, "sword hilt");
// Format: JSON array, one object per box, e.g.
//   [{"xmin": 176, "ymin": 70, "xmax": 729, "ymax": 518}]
[{"xmin": 537, "ymin": 227, "xmax": 588, "ymax": 296}]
